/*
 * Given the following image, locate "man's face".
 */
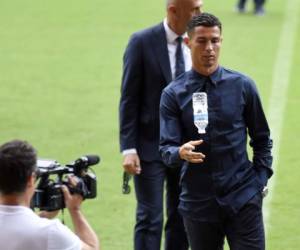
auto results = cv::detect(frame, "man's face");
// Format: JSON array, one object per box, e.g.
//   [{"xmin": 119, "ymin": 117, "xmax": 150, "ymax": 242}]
[
  {"xmin": 187, "ymin": 25, "xmax": 222, "ymax": 75},
  {"xmin": 177, "ymin": 0, "xmax": 203, "ymax": 29}
]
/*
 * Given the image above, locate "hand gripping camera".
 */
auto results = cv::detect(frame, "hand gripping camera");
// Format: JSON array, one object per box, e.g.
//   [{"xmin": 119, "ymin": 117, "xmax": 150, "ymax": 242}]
[{"xmin": 31, "ymin": 155, "xmax": 99, "ymax": 211}]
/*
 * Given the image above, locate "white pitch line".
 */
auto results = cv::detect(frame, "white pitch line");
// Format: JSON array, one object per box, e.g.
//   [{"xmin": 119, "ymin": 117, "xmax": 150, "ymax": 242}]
[{"xmin": 264, "ymin": 0, "xmax": 300, "ymax": 232}]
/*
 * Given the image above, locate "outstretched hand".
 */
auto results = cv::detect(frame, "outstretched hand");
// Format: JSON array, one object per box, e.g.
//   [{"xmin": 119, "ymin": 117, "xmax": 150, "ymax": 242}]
[{"xmin": 179, "ymin": 140, "xmax": 206, "ymax": 163}]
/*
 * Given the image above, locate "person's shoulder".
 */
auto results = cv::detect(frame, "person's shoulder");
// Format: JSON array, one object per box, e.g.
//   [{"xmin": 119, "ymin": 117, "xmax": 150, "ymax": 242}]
[
  {"xmin": 221, "ymin": 67, "xmax": 252, "ymax": 80},
  {"xmin": 22, "ymin": 210, "xmax": 61, "ymax": 229},
  {"xmin": 221, "ymin": 67, "xmax": 259, "ymax": 95},
  {"xmin": 221, "ymin": 67, "xmax": 255, "ymax": 85},
  {"xmin": 164, "ymin": 72, "xmax": 189, "ymax": 94},
  {"xmin": 47, "ymin": 219, "xmax": 81, "ymax": 249},
  {"xmin": 126, "ymin": 22, "xmax": 165, "ymax": 53},
  {"xmin": 0, "ymin": 205, "xmax": 53, "ymax": 226},
  {"xmin": 130, "ymin": 22, "xmax": 163, "ymax": 40}
]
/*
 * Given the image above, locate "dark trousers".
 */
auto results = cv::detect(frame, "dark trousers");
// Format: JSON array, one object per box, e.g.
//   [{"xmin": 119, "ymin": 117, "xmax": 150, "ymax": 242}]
[
  {"xmin": 238, "ymin": 0, "xmax": 265, "ymax": 10},
  {"xmin": 134, "ymin": 160, "xmax": 188, "ymax": 250},
  {"xmin": 183, "ymin": 193, "xmax": 265, "ymax": 250}
]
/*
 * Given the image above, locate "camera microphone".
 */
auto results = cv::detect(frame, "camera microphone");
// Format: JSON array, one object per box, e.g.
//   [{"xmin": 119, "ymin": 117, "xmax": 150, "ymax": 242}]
[
  {"xmin": 74, "ymin": 155, "xmax": 100, "ymax": 167},
  {"xmin": 80, "ymin": 155, "xmax": 100, "ymax": 166}
]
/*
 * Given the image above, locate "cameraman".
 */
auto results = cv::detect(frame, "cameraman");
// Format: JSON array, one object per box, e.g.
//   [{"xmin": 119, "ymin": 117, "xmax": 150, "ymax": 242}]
[{"xmin": 0, "ymin": 139, "xmax": 100, "ymax": 250}]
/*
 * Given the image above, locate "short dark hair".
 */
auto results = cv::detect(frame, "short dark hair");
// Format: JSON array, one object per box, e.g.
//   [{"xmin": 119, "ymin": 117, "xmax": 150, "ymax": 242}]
[
  {"xmin": 187, "ymin": 13, "xmax": 222, "ymax": 37},
  {"xmin": 0, "ymin": 140, "xmax": 37, "ymax": 194}
]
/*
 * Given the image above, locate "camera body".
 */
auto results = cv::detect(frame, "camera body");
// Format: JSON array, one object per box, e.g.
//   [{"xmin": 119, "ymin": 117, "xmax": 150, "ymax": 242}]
[{"xmin": 31, "ymin": 155, "xmax": 99, "ymax": 211}]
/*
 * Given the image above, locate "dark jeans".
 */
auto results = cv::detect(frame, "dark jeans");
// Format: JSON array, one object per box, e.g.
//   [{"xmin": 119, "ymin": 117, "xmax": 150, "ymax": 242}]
[
  {"xmin": 134, "ymin": 160, "xmax": 188, "ymax": 250},
  {"xmin": 183, "ymin": 193, "xmax": 265, "ymax": 250}
]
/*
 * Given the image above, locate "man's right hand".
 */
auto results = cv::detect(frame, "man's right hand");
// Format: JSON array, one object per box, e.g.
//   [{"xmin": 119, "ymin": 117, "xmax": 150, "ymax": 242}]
[
  {"xmin": 179, "ymin": 140, "xmax": 206, "ymax": 163},
  {"xmin": 122, "ymin": 153, "xmax": 141, "ymax": 175}
]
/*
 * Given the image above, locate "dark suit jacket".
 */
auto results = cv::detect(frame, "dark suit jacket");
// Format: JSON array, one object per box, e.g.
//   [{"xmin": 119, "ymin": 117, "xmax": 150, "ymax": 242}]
[{"xmin": 119, "ymin": 22, "xmax": 172, "ymax": 161}]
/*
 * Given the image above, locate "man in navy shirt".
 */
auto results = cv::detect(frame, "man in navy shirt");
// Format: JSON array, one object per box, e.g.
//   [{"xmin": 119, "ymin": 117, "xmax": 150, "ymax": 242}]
[{"xmin": 159, "ymin": 13, "xmax": 272, "ymax": 250}]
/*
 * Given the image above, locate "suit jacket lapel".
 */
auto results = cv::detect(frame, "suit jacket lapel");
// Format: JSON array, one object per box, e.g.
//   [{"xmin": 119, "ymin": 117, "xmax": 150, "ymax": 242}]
[{"xmin": 151, "ymin": 23, "xmax": 172, "ymax": 85}]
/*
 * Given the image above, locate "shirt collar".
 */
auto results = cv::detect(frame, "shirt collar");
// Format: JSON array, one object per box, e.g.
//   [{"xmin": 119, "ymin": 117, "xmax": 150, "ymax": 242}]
[
  {"xmin": 163, "ymin": 18, "xmax": 188, "ymax": 43},
  {"xmin": 190, "ymin": 66, "xmax": 223, "ymax": 85}
]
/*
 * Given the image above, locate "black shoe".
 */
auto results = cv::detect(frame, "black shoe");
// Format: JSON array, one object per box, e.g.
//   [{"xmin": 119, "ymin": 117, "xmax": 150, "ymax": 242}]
[
  {"xmin": 254, "ymin": 7, "xmax": 265, "ymax": 16},
  {"xmin": 235, "ymin": 5, "xmax": 246, "ymax": 13}
]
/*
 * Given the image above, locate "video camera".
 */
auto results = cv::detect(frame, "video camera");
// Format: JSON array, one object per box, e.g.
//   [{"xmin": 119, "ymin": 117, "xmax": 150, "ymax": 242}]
[{"xmin": 31, "ymin": 155, "xmax": 100, "ymax": 211}]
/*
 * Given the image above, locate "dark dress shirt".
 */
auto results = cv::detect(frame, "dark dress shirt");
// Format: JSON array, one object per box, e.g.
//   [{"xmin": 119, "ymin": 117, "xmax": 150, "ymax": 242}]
[{"xmin": 159, "ymin": 66, "xmax": 273, "ymax": 221}]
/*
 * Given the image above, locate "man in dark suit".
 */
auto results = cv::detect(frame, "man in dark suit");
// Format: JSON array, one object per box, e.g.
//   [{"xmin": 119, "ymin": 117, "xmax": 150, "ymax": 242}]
[
  {"xmin": 119, "ymin": 0, "xmax": 203, "ymax": 249},
  {"xmin": 160, "ymin": 13, "xmax": 273, "ymax": 250}
]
